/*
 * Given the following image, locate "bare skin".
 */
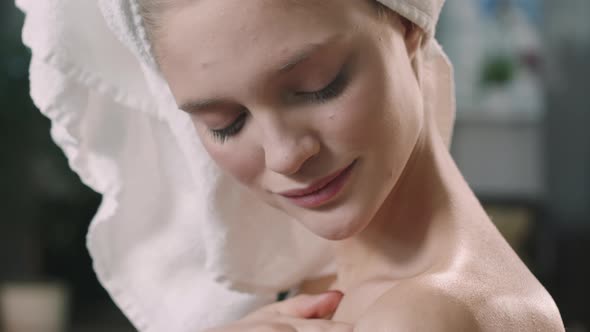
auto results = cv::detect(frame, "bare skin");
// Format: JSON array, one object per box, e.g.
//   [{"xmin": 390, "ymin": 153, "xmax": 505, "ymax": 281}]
[
  {"xmin": 300, "ymin": 118, "xmax": 564, "ymax": 331},
  {"xmin": 205, "ymin": 292, "xmax": 354, "ymax": 332},
  {"xmin": 152, "ymin": 0, "xmax": 565, "ymax": 330}
]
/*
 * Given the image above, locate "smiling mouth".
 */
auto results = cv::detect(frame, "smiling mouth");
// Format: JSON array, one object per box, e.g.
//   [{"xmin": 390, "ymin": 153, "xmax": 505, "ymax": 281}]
[{"xmin": 279, "ymin": 160, "xmax": 357, "ymax": 208}]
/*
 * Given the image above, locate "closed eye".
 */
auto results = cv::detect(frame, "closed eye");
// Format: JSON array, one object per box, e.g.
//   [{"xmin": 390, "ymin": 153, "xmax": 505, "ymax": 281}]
[
  {"xmin": 209, "ymin": 111, "xmax": 248, "ymax": 143},
  {"xmin": 207, "ymin": 65, "xmax": 350, "ymax": 144},
  {"xmin": 295, "ymin": 65, "xmax": 350, "ymax": 104}
]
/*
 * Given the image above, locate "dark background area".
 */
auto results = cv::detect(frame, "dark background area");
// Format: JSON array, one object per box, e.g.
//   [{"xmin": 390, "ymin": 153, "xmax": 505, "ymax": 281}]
[
  {"xmin": 0, "ymin": 1, "xmax": 130, "ymax": 330},
  {"xmin": 1, "ymin": 0, "xmax": 589, "ymax": 331}
]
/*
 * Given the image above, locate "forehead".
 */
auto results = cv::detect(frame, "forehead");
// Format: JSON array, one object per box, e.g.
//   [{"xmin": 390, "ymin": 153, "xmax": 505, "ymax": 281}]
[
  {"xmin": 161, "ymin": 1, "xmax": 362, "ymax": 61},
  {"xmin": 156, "ymin": 1, "xmax": 372, "ymax": 89}
]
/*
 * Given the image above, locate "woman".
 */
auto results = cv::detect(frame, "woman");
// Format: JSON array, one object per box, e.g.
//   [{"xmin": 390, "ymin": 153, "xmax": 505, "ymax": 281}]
[
  {"xmin": 19, "ymin": 0, "xmax": 564, "ymax": 330},
  {"xmin": 135, "ymin": 0, "xmax": 563, "ymax": 330}
]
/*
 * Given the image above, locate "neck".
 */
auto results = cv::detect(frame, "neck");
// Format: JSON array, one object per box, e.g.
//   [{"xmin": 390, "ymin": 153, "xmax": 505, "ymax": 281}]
[{"xmin": 331, "ymin": 121, "xmax": 472, "ymax": 291}]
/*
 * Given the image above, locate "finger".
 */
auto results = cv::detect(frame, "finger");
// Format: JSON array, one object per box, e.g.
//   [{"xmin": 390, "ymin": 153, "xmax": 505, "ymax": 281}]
[
  {"xmin": 281, "ymin": 317, "xmax": 354, "ymax": 332},
  {"xmin": 260, "ymin": 291, "xmax": 344, "ymax": 319}
]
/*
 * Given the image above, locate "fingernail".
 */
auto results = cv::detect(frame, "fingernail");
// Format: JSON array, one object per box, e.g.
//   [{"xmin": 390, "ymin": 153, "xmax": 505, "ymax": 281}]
[
  {"xmin": 326, "ymin": 290, "xmax": 344, "ymax": 296},
  {"xmin": 319, "ymin": 290, "xmax": 344, "ymax": 299}
]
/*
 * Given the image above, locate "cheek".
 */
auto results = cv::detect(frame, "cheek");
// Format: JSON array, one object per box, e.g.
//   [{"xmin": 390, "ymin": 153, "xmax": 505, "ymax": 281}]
[{"xmin": 321, "ymin": 69, "xmax": 400, "ymax": 153}]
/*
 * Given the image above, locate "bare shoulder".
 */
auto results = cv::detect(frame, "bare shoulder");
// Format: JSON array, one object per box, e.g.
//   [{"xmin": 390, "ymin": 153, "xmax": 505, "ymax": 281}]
[
  {"xmin": 354, "ymin": 276, "xmax": 565, "ymax": 332},
  {"xmin": 474, "ymin": 289, "xmax": 566, "ymax": 332},
  {"xmin": 354, "ymin": 278, "xmax": 480, "ymax": 332}
]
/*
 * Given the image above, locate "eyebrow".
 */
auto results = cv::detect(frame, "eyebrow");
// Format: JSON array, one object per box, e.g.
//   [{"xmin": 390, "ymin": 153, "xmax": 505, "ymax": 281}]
[
  {"xmin": 180, "ymin": 99, "xmax": 226, "ymax": 114},
  {"xmin": 276, "ymin": 42, "xmax": 326, "ymax": 73},
  {"xmin": 179, "ymin": 34, "xmax": 344, "ymax": 114}
]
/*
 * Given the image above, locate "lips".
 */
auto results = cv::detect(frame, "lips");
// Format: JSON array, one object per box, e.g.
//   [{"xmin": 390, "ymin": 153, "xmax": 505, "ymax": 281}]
[{"xmin": 278, "ymin": 160, "xmax": 357, "ymax": 208}]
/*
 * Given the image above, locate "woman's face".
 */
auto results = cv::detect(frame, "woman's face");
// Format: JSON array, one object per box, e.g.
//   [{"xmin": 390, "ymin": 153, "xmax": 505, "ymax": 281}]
[{"xmin": 157, "ymin": 0, "xmax": 424, "ymax": 240}]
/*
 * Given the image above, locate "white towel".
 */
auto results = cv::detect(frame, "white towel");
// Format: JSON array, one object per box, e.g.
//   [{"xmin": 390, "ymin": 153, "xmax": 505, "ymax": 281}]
[{"xmin": 16, "ymin": 0, "xmax": 454, "ymax": 331}]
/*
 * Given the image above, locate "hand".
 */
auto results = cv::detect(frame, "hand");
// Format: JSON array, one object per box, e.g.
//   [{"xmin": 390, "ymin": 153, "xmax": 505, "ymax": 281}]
[{"xmin": 204, "ymin": 291, "xmax": 353, "ymax": 332}]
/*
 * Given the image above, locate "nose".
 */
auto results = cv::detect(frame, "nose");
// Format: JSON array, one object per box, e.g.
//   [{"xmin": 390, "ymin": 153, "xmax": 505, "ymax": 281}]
[{"xmin": 262, "ymin": 121, "xmax": 320, "ymax": 175}]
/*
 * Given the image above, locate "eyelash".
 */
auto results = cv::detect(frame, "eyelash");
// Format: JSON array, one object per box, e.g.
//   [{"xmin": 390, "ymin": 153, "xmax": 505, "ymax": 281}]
[
  {"xmin": 210, "ymin": 112, "xmax": 248, "ymax": 143},
  {"xmin": 209, "ymin": 67, "xmax": 350, "ymax": 143},
  {"xmin": 296, "ymin": 66, "xmax": 350, "ymax": 104}
]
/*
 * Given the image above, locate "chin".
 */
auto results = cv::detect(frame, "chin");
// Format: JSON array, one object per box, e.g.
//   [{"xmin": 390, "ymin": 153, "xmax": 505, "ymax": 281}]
[
  {"xmin": 297, "ymin": 212, "xmax": 371, "ymax": 241},
  {"xmin": 317, "ymin": 229, "xmax": 356, "ymax": 241}
]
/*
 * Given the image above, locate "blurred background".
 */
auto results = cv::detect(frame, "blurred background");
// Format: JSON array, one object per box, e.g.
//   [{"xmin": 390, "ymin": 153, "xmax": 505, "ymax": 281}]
[{"xmin": 1, "ymin": 0, "xmax": 588, "ymax": 331}]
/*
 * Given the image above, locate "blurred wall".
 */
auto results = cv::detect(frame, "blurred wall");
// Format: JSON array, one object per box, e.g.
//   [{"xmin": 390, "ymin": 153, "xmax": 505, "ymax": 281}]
[{"xmin": 544, "ymin": 0, "xmax": 590, "ymax": 224}]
